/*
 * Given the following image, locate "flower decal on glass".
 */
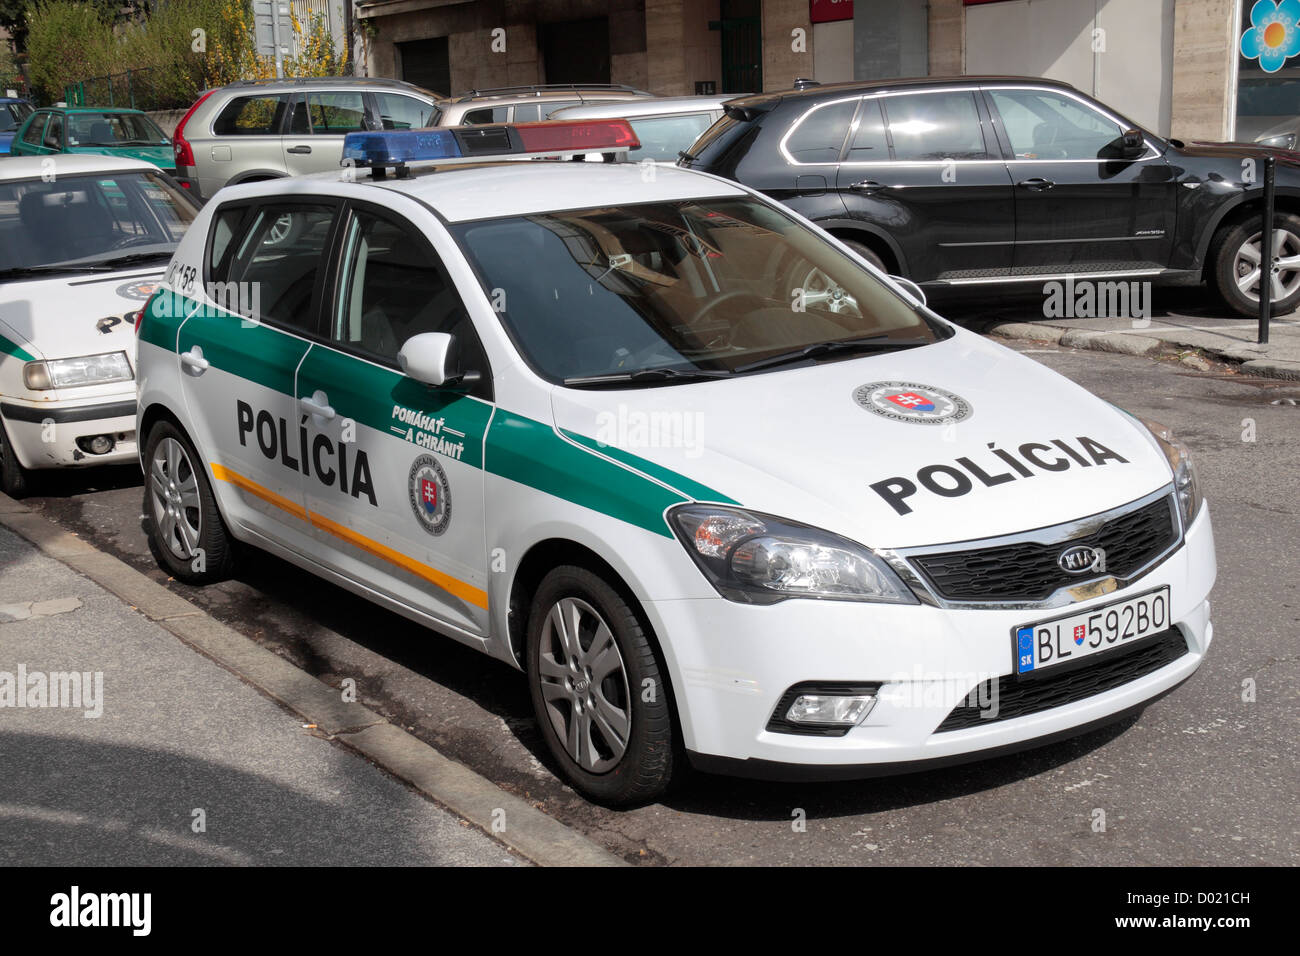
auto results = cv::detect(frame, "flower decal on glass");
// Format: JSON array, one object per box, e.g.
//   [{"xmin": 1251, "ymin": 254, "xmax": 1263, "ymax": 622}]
[{"xmin": 1241, "ymin": 0, "xmax": 1300, "ymax": 73}]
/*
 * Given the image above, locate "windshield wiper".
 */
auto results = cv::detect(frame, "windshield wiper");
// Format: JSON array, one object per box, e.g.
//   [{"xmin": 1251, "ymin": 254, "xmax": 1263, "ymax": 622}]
[
  {"xmin": 0, "ymin": 264, "xmax": 115, "ymax": 279},
  {"xmin": 93, "ymin": 251, "xmax": 173, "ymax": 268},
  {"xmin": 564, "ymin": 366, "xmax": 731, "ymax": 387},
  {"xmin": 732, "ymin": 335, "xmax": 932, "ymax": 374}
]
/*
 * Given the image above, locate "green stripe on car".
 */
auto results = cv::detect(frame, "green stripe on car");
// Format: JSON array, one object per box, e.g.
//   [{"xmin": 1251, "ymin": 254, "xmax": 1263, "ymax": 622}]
[{"xmin": 0, "ymin": 333, "xmax": 35, "ymax": 362}]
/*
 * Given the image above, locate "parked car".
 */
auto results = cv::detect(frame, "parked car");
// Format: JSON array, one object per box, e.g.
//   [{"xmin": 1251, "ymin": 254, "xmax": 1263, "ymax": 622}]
[
  {"xmin": 0, "ymin": 154, "xmax": 198, "ymax": 496},
  {"xmin": 0, "ymin": 97, "xmax": 35, "ymax": 155},
  {"xmin": 433, "ymin": 84, "xmax": 653, "ymax": 127},
  {"xmin": 9, "ymin": 107, "xmax": 174, "ymax": 174},
  {"xmin": 680, "ymin": 76, "xmax": 1300, "ymax": 317},
  {"xmin": 171, "ymin": 76, "xmax": 442, "ymax": 201},
  {"xmin": 550, "ymin": 95, "xmax": 734, "ymax": 164}
]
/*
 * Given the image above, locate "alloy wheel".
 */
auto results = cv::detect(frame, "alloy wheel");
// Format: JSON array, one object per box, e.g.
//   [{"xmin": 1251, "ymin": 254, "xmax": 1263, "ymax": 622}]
[
  {"xmin": 1233, "ymin": 227, "xmax": 1300, "ymax": 303},
  {"xmin": 149, "ymin": 437, "xmax": 202, "ymax": 561}
]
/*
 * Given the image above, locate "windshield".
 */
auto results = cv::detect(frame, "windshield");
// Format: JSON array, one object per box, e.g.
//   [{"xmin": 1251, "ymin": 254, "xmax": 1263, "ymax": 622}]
[
  {"xmin": 66, "ymin": 112, "xmax": 169, "ymax": 147},
  {"xmin": 0, "ymin": 171, "xmax": 196, "ymax": 273},
  {"xmin": 1, "ymin": 102, "xmax": 33, "ymax": 133},
  {"xmin": 451, "ymin": 197, "xmax": 940, "ymax": 383}
]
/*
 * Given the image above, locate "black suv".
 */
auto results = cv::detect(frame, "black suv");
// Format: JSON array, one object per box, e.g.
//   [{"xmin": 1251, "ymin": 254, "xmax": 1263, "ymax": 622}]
[{"xmin": 680, "ymin": 77, "xmax": 1300, "ymax": 316}]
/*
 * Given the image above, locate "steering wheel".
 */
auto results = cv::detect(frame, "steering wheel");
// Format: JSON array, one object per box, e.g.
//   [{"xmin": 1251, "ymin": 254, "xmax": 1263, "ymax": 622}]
[{"xmin": 687, "ymin": 290, "xmax": 768, "ymax": 328}]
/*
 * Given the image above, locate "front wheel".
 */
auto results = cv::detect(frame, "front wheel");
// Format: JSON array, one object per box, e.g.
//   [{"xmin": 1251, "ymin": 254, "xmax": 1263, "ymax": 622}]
[
  {"xmin": 1211, "ymin": 211, "xmax": 1300, "ymax": 317},
  {"xmin": 0, "ymin": 417, "xmax": 32, "ymax": 498},
  {"xmin": 142, "ymin": 420, "xmax": 234, "ymax": 583},
  {"xmin": 526, "ymin": 565, "xmax": 676, "ymax": 806}
]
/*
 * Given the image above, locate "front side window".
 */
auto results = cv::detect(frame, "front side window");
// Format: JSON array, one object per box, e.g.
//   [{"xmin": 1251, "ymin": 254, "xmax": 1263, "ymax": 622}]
[
  {"xmin": 224, "ymin": 203, "xmax": 335, "ymax": 329},
  {"xmin": 212, "ymin": 95, "xmax": 289, "ymax": 136},
  {"xmin": 1, "ymin": 101, "xmax": 33, "ymax": 132},
  {"xmin": 627, "ymin": 113, "xmax": 718, "ymax": 163},
  {"xmin": 43, "ymin": 113, "xmax": 63, "ymax": 149},
  {"xmin": 0, "ymin": 171, "xmax": 196, "ymax": 273},
  {"xmin": 20, "ymin": 113, "xmax": 46, "ymax": 146},
  {"xmin": 785, "ymin": 99, "xmax": 856, "ymax": 163},
  {"xmin": 989, "ymin": 89, "xmax": 1126, "ymax": 160},
  {"xmin": 451, "ymin": 197, "xmax": 940, "ymax": 383},
  {"xmin": 306, "ymin": 92, "xmax": 367, "ymax": 134},
  {"xmin": 883, "ymin": 91, "xmax": 991, "ymax": 161},
  {"xmin": 332, "ymin": 208, "xmax": 478, "ymax": 366}
]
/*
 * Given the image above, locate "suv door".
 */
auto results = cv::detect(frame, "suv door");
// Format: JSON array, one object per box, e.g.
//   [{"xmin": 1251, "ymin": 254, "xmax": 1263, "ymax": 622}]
[
  {"xmin": 836, "ymin": 89, "xmax": 1014, "ymax": 281},
  {"xmin": 206, "ymin": 93, "xmax": 292, "ymax": 191},
  {"xmin": 751, "ymin": 96, "xmax": 853, "ymax": 226},
  {"xmin": 281, "ymin": 90, "xmax": 371, "ymax": 177},
  {"xmin": 983, "ymin": 86, "xmax": 1177, "ymax": 274},
  {"xmin": 295, "ymin": 199, "xmax": 494, "ymax": 636},
  {"xmin": 177, "ymin": 198, "xmax": 339, "ymax": 554}
]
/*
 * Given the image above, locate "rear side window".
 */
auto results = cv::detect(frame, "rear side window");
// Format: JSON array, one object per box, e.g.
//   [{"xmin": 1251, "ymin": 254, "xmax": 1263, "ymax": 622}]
[
  {"xmin": 306, "ymin": 91, "xmax": 367, "ymax": 134},
  {"xmin": 627, "ymin": 113, "xmax": 718, "ymax": 162},
  {"xmin": 207, "ymin": 205, "xmax": 246, "ymax": 280},
  {"xmin": 213, "ymin": 95, "xmax": 289, "ymax": 136},
  {"xmin": 845, "ymin": 99, "xmax": 889, "ymax": 161},
  {"xmin": 462, "ymin": 106, "xmax": 508, "ymax": 125},
  {"xmin": 883, "ymin": 91, "xmax": 991, "ymax": 161},
  {"xmin": 511, "ymin": 103, "xmax": 541, "ymax": 123},
  {"xmin": 373, "ymin": 92, "xmax": 438, "ymax": 130},
  {"xmin": 224, "ymin": 203, "xmax": 336, "ymax": 329},
  {"xmin": 20, "ymin": 113, "xmax": 46, "ymax": 146},
  {"xmin": 786, "ymin": 99, "xmax": 856, "ymax": 163}
]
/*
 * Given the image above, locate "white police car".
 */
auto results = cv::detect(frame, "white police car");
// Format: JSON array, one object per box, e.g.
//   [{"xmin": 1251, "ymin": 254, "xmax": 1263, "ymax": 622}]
[
  {"xmin": 0, "ymin": 155, "xmax": 197, "ymax": 496},
  {"xmin": 134, "ymin": 121, "xmax": 1216, "ymax": 805}
]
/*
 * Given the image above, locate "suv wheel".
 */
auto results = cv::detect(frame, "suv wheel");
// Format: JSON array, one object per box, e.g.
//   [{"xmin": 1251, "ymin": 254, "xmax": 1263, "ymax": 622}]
[
  {"xmin": 841, "ymin": 237, "xmax": 887, "ymax": 273},
  {"xmin": 0, "ymin": 418, "xmax": 32, "ymax": 498},
  {"xmin": 526, "ymin": 565, "xmax": 675, "ymax": 806},
  {"xmin": 142, "ymin": 420, "xmax": 234, "ymax": 583},
  {"xmin": 1211, "ymin": 211, "xmax": 1300, "ymax": 317}
]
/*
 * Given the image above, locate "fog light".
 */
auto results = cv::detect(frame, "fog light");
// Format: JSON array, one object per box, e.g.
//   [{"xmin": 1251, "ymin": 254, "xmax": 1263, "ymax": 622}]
[
  {"xmin": 767, "ymin": 682, "xmax": 881, "ymax": 736},
  {"xmin": 76, "ymin": 435, "xmax": 116, "ymax": 455}
]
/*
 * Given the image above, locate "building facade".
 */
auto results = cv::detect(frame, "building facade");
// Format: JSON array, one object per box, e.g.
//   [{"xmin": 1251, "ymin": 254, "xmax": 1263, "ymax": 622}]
[{"xmin": 354, "ymin": 0, "xmax": 1298, "ymax": 143}]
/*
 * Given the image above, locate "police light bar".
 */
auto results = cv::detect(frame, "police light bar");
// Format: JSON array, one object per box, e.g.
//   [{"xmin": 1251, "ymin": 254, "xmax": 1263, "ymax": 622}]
[{"xmin": 342, "ymin": 120, "xmax": 640, "ymax": 177}]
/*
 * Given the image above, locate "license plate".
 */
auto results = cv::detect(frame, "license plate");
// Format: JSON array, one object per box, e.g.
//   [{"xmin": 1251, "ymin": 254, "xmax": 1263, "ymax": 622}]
[{"xmin": 1014, "ymin": 587, "xmax": 1171, "ymax": 676}]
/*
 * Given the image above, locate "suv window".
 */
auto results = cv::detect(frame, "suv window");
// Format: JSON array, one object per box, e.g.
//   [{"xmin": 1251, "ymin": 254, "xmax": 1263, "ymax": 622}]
[
  {"xmin": 845, "ymin": 98, "xmax": 888, "ymax": 161},
  {"xmin": 512, "ymin": 103, "xmax": 541, "ymax": 123},
  {"xmin": 627, "ymin": 113, "xmax": 717, "ymax": 163},
  {"xmin": 306, "ymin": 91, "xmax": 367, "ymax": 134},
  {"xmin": 989, "ymin": 88, "xmax": 1125, "ymax": 160},
  {"xmin": 213, "ymin": 94, "xmax": 289, "ymax": 136},
  {"xmin": 462, "ymin": 106, "xmax": 508, "ymax": 125},
  {"xmin": 883, "ymin": 91, "xmax": 991, "ymax": 162},
  {"xmin": 786, "ymin": 99, "xmax": 856, "ymax": 164},
  {"xmin": 373, "ymin": 92, "xmax": 437, "ymax": 130},
  {"xmin": 225, "ymin": 203, "xmax": 335, "ymax": 329},
  {"xmin": 21, "ymin": 113, "xmax": 46, "ymax": 147},
  {"xmin": 333, "ymin": 208, "xmax": 483, "ymax": 373}
]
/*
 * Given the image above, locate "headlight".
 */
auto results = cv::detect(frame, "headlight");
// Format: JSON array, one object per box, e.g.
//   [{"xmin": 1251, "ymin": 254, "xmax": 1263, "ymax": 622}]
[
  {"xmin": 1257, "ymin": 132, "xmax": 1297, "ymax": 150},
  {"xmin": 668, "ymin": 504, "xmax": 917, "ymax": 605},
  {"xmin": 23, "ymin": 352, "xmax": 133, "ymax": 390},
  {"xmin": 1137, "ymin": 417, "xmax": 1202, "ymax": 526}
]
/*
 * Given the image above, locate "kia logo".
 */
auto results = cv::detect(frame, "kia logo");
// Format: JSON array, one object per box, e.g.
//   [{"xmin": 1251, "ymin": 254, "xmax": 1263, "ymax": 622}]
[{"xmin": 1058, "ymin": 544, "xmax": 1102, "ymax": 574}]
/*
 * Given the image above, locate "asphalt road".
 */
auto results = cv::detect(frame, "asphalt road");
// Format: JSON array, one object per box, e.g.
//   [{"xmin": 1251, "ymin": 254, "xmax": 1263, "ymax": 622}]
[{"xmin": 15, "ymin": 320, "xmax": 1300, "ymax": 866}]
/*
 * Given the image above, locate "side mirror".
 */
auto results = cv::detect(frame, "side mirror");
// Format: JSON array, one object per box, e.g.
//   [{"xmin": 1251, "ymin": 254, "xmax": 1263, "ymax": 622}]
[
  {"xmin": 1116, "ymin": 129, "xmax": 1146, "ymax": 159},
  {"xmin": 890, "ymin": 274, "xmax": 927, "ymax": 307},
  {"xmin": 397, "ymin": 332, "xmax": 481, "ymax": 388}
]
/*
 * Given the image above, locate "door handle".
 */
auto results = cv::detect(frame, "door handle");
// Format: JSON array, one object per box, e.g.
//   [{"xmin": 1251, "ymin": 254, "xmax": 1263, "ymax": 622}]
[
  {"xmin": 848, "ymin": 180, "xmax": 887, "ymax": 194},
  {"xmin": 287, "ymin": 145, "xmax": 312, "ymax": 155},
  {"xmin": 299, "ymin": 392, "xmax": 335, "ymax": 421},
  {"xmin": 180, "ymin": 347, "xmax": 209, "ymax": 375},
  {"xmin": 1017, "ymin": 177, "xmax": 1055, "ymax": 191}
]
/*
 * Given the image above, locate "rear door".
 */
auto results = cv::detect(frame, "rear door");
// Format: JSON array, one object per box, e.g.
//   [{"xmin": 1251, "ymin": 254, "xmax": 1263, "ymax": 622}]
[
  {"xmin": 207, "ymin": 93, "xmax": 291, "ymax": 189},
  {"xmin": 176, "ymin": 197, "xmax": 339, "ymax": 553},
  {"xmin": 281, "ymin": 90, "xmax": 370, "ymax": 177},
  {"xmin": 983, "ymin": 86, "xmax": 1177, "ymax": 273},
  {"xmin": 756, "ymin": 95, "xmax": 853, "ymax": 225},
  {"xmin": 836, "ymin": 89, "xmax": 1015, "ymax": 281}
]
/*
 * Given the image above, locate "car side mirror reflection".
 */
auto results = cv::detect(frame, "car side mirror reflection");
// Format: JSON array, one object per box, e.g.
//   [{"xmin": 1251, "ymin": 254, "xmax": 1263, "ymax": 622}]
[
  {"xmin": 397, "ymin": 332, "xmax": 481, "ymax": 388},
  {"xmin": 1113, "ymin": 129, "xmax": 1146, "ymax": 159},
  {"xmin": 889, "ymin": 275, "xmax": 927, "ymax": 307}
]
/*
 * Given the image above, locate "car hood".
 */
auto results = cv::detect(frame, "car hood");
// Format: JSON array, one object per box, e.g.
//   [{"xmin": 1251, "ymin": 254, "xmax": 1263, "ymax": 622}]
[
  {"xmin": 549, "ymin": 330, "xmax": 1174, "ymax": 550},
  {"xmin": 1174, "ymin": 139, "xmax": 1300, "ymax": 166},
  {"xmin": 0, "ymin": 270, "xmax": 164, "ymax": 363}
]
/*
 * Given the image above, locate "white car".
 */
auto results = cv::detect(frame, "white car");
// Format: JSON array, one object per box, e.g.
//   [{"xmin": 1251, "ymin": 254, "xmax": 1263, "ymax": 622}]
[
  {"xmin": 134, "ymin": 122, "xmax": 1216, "ymax": 805},
  {"xmin": 0, "ymin": 155, "xmax": 198, "ymax": 496}
]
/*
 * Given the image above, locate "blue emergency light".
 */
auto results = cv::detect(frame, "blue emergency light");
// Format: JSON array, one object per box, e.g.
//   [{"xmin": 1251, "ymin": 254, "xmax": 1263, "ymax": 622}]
[{"xmin": 341, "ymin": 120, "xmax": 640, "ymax": 178}]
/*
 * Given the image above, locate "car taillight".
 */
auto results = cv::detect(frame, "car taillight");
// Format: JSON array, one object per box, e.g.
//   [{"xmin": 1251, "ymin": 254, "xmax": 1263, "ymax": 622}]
[{"xmin": 173, "ymin": 89, "xmax": 215, "ymax": 168}]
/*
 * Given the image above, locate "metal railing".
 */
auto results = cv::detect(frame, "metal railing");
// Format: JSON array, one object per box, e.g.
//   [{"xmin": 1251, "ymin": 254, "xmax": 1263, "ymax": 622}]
[{"xmin": 63, "ymin": 67, "xmax": 189, "ymax": 112}]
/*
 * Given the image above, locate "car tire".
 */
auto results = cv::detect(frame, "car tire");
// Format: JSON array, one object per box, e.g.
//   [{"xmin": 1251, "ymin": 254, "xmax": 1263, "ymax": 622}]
[
  {"xmin": 141, "ymin": 419, "xmax": 234, "ymax": 584},
  {"xmin": 526, "ymin": 565, "xmax": 675, "ymax": 806},
  {"xmin": 0, "ymin": 417, "xmax": 32, "ymax": 498},
  {"xmin": 1211, "ymin": 210, "xmax": 1300, "ymax": 317},
  {"xmin": 841, "ymin": 237, "xmax": 887, "ymax": 273}
]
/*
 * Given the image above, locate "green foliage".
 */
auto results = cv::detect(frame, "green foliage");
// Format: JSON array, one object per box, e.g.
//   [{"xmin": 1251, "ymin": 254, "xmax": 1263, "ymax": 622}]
[{"xmin": 24, "ymin": 1, "xmax": 115, "ymax": 103}]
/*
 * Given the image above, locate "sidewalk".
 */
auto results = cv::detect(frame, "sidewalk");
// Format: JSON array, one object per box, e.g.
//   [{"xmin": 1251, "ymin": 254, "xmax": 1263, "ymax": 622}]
[
  {"xmin": 963, "ymin": 288, "xmax": 1300, "ymax": 381},
  {"xmin": 0, "ymin": 524, "xmax": 526, "ymax": 865}
]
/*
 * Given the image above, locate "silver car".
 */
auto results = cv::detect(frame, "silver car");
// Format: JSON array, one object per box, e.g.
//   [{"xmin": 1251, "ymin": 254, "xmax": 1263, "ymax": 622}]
[
  {"xmin": 172, "ymin": 77, "xmax": 442, "ymax": 201},
  {"xmin": 550, "ymin": 95, "xmax": 734, "ymax": 164},
  {"xmin": 434, "ymin": 84, "xmax": 652, "ymax": 127}
]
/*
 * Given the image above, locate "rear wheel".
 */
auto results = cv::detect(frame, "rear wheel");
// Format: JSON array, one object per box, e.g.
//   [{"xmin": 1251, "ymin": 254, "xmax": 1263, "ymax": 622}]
[
  {"xmin": 526, "ymin": 565, "xmax": 675, "ymax": 806},
  {"xmin": 0, "ymin": 418, "xmax": 32, "ymax": 498},
  {"xmin": 841, "ymin": 237, "xmax": 887, "ymax": 273},
  {"xmin": 142, "ymin": 420, "xmax": 234, "ymax": 583},
  {"xmin": 1211, "ymin": 211, "xmax": 1300, "ymax": 317}
]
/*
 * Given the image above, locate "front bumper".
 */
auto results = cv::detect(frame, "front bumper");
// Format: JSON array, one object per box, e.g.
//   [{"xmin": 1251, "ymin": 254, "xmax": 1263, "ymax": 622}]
[
  {"xmin": 645, "ymin": 504, "xmax": 1216, "ymax": 778},
  {"xmin": 1, "ymin": 397, "xmax": 138, "ymax": 469}
]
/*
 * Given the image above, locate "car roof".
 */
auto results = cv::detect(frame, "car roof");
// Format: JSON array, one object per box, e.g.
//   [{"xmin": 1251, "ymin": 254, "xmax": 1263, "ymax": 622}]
[
  {"xmin": 550, "ymin": 95, "xmax": 735, "ymax": 119},
  {"xmin": 443, "ymin": 85, "xmax": 652, "ymax": 105},
  {"xmin": 0, "ymin": 153, "xmax": 160, "ymax": 181},
  {"xmin": 54, "ymin": 106, "xmax": 149, "ymax": 114},
  {"xmin": 238, "ymin": 160, "xmax": 749, "ymax": 223},
  {"xmin": 725, "ymin": 74, "xmax": 1078, "ymax": 109},
  {"xmin": 213, "ymin": 76, "xmax": 440, "ymax": 97}
]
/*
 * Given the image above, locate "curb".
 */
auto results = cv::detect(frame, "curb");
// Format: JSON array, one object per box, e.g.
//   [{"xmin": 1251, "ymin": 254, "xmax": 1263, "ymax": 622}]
[
  {"xmin": 0, "ymin": 493, "xmax": 626, "ymax": 868},
  {"xmin": 984, "ymin": 320, "xmax": 1300, "ymax": 380}
]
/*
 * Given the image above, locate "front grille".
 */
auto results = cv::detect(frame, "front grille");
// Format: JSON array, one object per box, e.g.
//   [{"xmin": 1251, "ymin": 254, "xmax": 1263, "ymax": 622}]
[
  {"xmin": 936, "ymin": 626, "xmax": 1189, "ymax": 732},
  {"xmin": 911, "ymin": 496, "xmax": 1178, "ymax": 603}
]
